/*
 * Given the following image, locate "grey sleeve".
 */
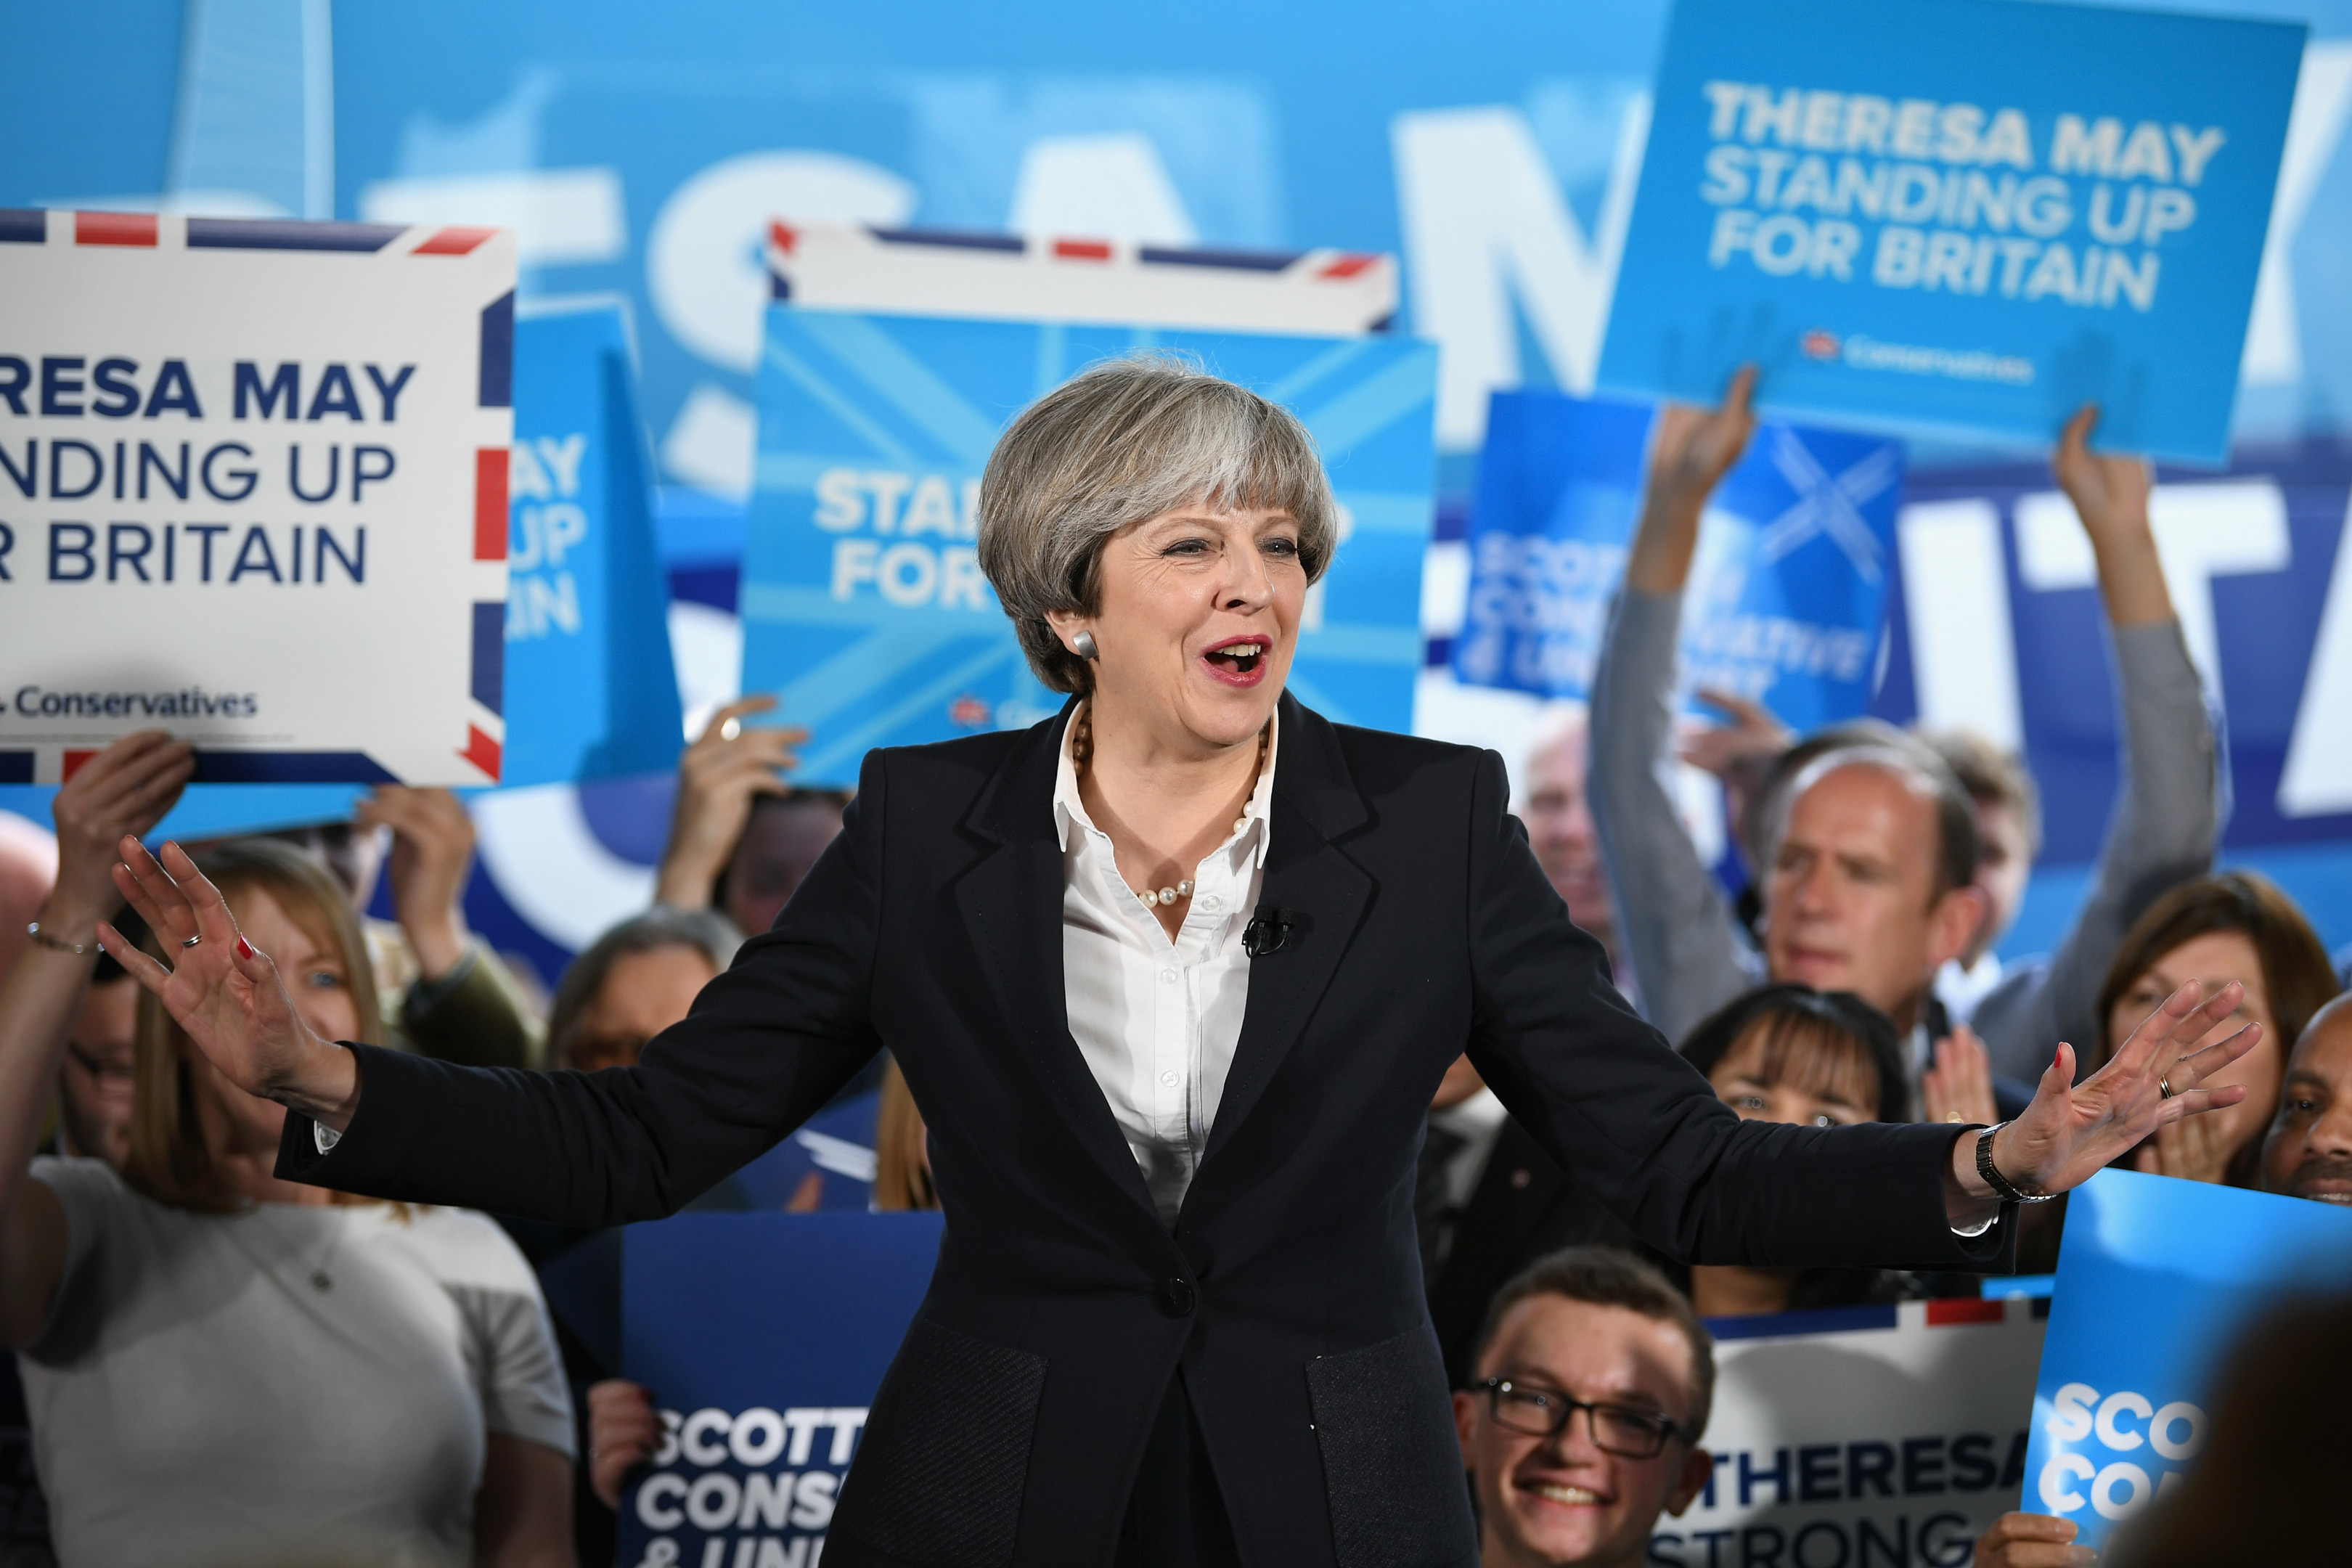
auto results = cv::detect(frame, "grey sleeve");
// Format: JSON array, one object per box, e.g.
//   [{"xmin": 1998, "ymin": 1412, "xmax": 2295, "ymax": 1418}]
[
  {"xmin": 1972, "ymin": 619, "xmax": 2217, "ymax": 1080},
  {"xmin": 1585, "ymin": 587, "xmax": 1765, "ymax": 1048}
]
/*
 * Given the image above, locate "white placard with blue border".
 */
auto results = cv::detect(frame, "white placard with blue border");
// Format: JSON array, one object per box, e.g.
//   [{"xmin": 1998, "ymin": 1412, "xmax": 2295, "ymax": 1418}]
[
  {"xmin": 1453, "ymin": 390, "xmax": 1902, "ymax": 734},
  {"xmin": 2023, "ymin": 1169, "xmax": 2352, "ymax": 1554},
  {"xmin": 0, "ymin": 211, "xmax": 514, "ymax": 785},
  {"xmin": 1652, "ymin": 1297, "xmax": 2045, "ymax": 1567},
  {"xmin": 738, "ymin": 311, "xmax": 1436, "ymax": 783},
  {"xmin": 1596, "ymin": 0, "xmax": 2303, "ymax": 464}
]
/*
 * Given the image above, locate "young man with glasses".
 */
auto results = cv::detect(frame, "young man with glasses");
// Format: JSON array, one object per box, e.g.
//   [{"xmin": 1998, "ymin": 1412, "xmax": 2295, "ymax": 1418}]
[{"xmin": 1454, "ymin": 1248, "xmax": 1715, "ymax": 1568}]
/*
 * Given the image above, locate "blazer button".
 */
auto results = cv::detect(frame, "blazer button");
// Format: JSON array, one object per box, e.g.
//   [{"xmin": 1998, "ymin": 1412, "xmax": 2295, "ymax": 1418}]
[{"xmin": 1156, "ymin": 1278, "xmax": 1197, "ymax": 1318}]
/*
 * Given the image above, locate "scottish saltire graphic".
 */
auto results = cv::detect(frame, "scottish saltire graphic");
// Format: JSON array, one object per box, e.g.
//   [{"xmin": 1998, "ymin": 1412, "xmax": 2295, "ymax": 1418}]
[
  {"xmin": 739, "ymin": 311, "xmax": 1437, "ymax": 784},
  {"xmin": 501, "ymin": 301, "xmax": 684, "ymax": 787},
  {"xmin": 2024, "ymin": 1171, "xmax": 2352, "ymax": 1555},
  {"xmin": 1596, "ymin": 0, "xmax": 2303, "ymax": 462},
  {"xmin": 618, "ymin": 1213, "xmax": 943, "ymax": 1568},
  {"xmin": 1453, "ymin": 391, "xmax": 1902, "ymax": 732},
  {"xmin": 0, "ymin": 212, "xmax": 515, "ymax": 785}
]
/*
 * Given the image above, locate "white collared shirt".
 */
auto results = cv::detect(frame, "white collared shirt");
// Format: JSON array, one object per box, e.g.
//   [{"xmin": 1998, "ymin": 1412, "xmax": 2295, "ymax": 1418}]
[{"xmin": 1053, "ymin": 705, "xmax": 1276, "ymax": 1228}]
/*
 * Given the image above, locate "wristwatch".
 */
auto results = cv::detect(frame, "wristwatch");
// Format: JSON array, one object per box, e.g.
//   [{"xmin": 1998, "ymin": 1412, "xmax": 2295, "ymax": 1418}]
[{"xmin": 1975, "ymin": 1122, "xmax": 2056, "ymax": 1204}]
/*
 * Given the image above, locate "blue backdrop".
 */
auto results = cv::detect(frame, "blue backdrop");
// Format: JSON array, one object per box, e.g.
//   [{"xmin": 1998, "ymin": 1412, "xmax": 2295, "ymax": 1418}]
[{"xmin": 4, "ymin": 0, "xmax": 2348, "ymax": 974}]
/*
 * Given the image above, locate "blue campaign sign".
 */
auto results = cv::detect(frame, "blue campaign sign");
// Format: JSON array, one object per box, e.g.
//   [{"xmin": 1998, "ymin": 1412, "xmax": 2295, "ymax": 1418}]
[
  {"xmin": 1454, "ymin": 390, "xmax": 1903, "ymax": 733},
  {"xmin": 739, "ymin": 312, "xmax": 1436, "ymax": 784},
  {"xmin": 2025, "ymin": 1170, "xmax": 2352, "ymax": 1553},
  {"xmin": 502, "ymin": 301, "xmax": 683, "ymax": 786},
  {"xmin": 620, "ymin": 1212, "xmax": 943, "ymax": 1568},
  {"xmin": 1598, "ymin": 0, "xmax": 2305, "ymax": 464}
]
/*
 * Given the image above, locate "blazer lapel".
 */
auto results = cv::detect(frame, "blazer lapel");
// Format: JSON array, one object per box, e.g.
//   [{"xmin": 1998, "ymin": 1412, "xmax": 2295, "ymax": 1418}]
[
  {"xmin": 952, "ymin": 704, "xmax": 1159, "ymax": 1217},
  {"xmin": 1199, "ymin": 693, "xmax": 1373, "ymax": 1168}
]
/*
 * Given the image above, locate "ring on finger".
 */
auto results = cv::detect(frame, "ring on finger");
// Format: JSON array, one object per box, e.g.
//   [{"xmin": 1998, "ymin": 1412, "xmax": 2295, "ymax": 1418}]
[
  {"xmin": 2158, "ymin": 1074, "xmax": 2175, "ymax": 1099},
  {"xmin": 180, "ymin": 934, "xmax": 202, "ymax": 950}
]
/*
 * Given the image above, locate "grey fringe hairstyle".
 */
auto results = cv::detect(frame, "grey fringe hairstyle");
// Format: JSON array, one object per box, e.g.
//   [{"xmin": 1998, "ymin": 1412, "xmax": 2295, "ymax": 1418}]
[{"xmin": 975, "ymin": 352, "xmax": 1339, "ymax": 695}]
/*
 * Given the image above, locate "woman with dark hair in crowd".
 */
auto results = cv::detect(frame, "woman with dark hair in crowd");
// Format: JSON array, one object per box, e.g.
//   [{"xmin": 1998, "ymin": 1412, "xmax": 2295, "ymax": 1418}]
[
  {"xmin": 110, "ymin": 358, "xmax": 2256, "ymax": 1568},
  {"xmin": 2092, "ymin": 871, "xmax": 2340, "ymax": 1187},
  {"xmin": 1675, "ymin": 985, "xmax": 1922, "ymax": 1316},
  {"xmin": 0, "ymin": 735, "xmax": 574, "ymax": 1568}
]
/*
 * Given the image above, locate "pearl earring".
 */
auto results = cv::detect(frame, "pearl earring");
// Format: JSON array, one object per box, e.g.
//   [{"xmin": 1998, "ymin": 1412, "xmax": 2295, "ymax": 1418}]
[{"xmin": 1071, "ymin": 630, "xmax": 1099, "ymax": 660}]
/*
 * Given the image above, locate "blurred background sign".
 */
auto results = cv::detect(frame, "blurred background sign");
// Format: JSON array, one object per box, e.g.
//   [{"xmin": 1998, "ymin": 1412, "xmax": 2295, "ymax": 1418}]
[{"xmin": 1456, "ymin": 391, "xmax": 1903, "ymax": 735}]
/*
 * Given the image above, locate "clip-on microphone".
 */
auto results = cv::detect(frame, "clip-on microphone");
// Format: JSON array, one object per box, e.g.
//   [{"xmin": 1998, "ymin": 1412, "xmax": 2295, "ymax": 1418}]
[{"xmin": 1242, "ymin": 906, "xmax": 1304, "ymax": 958}]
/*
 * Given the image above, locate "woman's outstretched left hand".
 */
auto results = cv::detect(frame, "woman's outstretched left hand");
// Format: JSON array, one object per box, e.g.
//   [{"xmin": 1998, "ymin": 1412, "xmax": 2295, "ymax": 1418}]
[
  {"xmin": 1977, "ymin": 979, "xmax": 2258, "ymax": 1201},
  {"xmin": 99, "ymin": 837, "xmax": 361, "ymax": 1127}
]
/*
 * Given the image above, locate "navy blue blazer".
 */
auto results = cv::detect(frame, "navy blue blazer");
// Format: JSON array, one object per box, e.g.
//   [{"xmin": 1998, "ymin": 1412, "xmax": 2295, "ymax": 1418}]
[{"xmin": 279, "ymin": 692, "xmax": 2009, "ymax": 1568}]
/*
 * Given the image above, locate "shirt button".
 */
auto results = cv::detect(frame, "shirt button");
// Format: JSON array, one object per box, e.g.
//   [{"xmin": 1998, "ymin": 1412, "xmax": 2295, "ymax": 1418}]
[
  {"xmin": 1199, "ymin": 895, "xmax": 1221, "ymax": 911},
  {"xmin": 1160, "ymin": 968, "xmax": 1177, "ymax": 983},
  {"xmin": 1159, "ymin": 1070, "xmax": 1181, "ymax": 1088}
]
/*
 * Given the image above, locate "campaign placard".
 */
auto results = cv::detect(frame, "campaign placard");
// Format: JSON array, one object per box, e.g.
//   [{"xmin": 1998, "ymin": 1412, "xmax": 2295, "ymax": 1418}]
[
  {"xmin": 740, "ymin": 311, "xmax": 1436, "ymax": 783},
  {"xmin": 502, "ymin": 300, "xmax": 682, "ymax": 787},
  {"xmin": 2023, "ymin": 1170, "xmax": 2352, "ymax": 1554},
  {"xmin": 1596, "ymin": 0, "xmax": 2303, "ymax": 463},
  {"xmin": 619, "ymin": 1212, "xmax": 944, "ymax": 1568},
  {"xmin": 0, "ymin": 211, "xmax": 515, "ymax": 785},
  {"xmin": 1453, "ymin": 390, "xmax": 1901, "ymax": 733},
  {"xmin": 1649, "ymin": 1297, "xmax": 2045, "ymax": 1567}
]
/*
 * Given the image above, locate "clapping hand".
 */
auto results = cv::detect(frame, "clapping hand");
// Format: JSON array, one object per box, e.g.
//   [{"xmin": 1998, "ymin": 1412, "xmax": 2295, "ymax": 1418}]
[
  {"xmin": 1984, "ymin": 979, "xmax": 2258, "ymax": 1199},
  {"xmin": 1922, "ymin": 1025, "xmax": 2000, "ymax": 1130},
  {"xmin": 97, "ymin": 838, "xmax": 358, "ymax": 1124}
]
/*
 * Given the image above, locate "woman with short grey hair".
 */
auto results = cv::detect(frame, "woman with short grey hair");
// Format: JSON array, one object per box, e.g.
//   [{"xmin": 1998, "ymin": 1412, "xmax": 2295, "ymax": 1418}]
[{"xmin": 111, "ymin": 354, "xmax": 2258, "ymax": 1568}]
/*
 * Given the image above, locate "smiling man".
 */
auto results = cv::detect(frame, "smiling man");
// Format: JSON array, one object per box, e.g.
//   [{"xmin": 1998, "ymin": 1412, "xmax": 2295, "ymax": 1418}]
[
  {"xmin": 1455, "ymin": 1249, "xmax": 1715, "ymax": 1568},
  {"xmin": 2261, "ymin": 995, "xmax": 2352, "ymax": 1206}
]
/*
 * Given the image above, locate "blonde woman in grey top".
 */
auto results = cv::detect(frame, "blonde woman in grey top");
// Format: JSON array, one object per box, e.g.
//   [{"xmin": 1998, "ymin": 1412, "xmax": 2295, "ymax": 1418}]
[{"xmin": 0, "ymin": 735, "xmax": 574, "ymax": 1568}]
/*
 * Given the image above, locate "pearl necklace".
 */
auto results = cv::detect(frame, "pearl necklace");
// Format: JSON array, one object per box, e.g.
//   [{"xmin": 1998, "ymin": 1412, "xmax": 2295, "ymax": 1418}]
[{"xmin": 1071, "ymin": 709, "xmax": 1270, "ymax": 911}]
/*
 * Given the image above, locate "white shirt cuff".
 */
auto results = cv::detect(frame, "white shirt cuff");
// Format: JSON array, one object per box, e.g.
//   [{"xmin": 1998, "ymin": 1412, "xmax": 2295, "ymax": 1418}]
[
  {"xmin": 1948, "ymin": 1212, "xmax": 1998, "ymax": 1239},
  {"xmin": 313, "ymin": 1122, "xmax": 342, "ymax": 1154}
]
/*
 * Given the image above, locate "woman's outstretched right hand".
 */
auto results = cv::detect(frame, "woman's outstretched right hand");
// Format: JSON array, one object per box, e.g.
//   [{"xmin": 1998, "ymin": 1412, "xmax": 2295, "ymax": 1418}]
[{"xmin": 98, "ymin": 837, "xmax": 361, "ymax": 1128}]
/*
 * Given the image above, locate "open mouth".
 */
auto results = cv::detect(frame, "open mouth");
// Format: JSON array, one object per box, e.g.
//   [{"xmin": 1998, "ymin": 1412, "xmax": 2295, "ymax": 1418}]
[
  {"xmin": 1201, "ymin": 637, "xmax": 1271, "ymax": 685},
  {"xmin": 1522, "ymin": 1482, "xmax": 1605, "ymax": 1508}
]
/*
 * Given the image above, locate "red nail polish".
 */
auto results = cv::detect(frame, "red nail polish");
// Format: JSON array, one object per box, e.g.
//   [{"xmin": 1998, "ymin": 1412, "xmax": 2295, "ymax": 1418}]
[{"xmin": 237, "ymin": 936, "xmax": 256, "ymax": 960}]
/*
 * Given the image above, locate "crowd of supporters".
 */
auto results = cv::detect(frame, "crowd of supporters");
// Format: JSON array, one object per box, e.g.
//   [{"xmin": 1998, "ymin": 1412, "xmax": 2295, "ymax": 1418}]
[{"xmin": 0, "ymin": 393, "xmax": 2344, "ymax": 1568}]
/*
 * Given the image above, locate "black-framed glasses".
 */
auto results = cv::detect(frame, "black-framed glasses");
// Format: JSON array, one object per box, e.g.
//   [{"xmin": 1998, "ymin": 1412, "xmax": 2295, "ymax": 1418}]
[{"xmin": 1479, "ymin": 1377, "xmax": 1689, "ymax": 1458}]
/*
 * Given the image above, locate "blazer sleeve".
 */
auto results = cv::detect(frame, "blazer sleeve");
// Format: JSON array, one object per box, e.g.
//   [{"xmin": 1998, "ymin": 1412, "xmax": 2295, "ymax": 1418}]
[
  {"xmin": 1460, "ymin": 748, "xmax": 2012, "ymax": 1274},
  {"xmin": 274, "ymin": 751, "xmax": 891, "ymax": 1227}
]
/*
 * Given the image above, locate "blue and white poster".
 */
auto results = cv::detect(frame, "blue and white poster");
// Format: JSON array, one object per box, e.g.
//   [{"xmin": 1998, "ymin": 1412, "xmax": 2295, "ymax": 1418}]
[
  {"xmin": 2024, "ymin": 1170, "xmax": 2352, "ymax": 1554},
  {"xmin": 1453, "ymin": 390, "xmax": 1902, "ymax": 733},
  {"xmin": 738, "ymin": 311, "xmax": 1436, "ymax": 785},
  {"xmin": 619, "ymin": 1212, "xmax": 944, "ymax": 1568},
  {"xmin": 1653, "ymin": 1297, "xmax": 2044, "ymax": 1567},
  {"xmin": 502, "ymin": 300, "xmax": 682, "ymax": 788},
  {"xmin": 1597, "ymin": 0, "xmax": 2305, "ymax": 463}
]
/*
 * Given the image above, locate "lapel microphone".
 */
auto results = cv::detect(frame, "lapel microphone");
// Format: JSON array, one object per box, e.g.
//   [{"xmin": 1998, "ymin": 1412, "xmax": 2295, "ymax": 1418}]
[{"xmin": 1242, "ymin": 906, "xmax": 1304, "ymax": 958}]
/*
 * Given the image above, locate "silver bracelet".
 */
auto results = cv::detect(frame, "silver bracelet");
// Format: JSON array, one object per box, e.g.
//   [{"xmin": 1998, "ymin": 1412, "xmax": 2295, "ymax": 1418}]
[
  {"xmin": 25, "ymin": 921, "xmax": 95, "ymax": 958},
  {"xmin": 1975, "ymin": 1122, "xmax": 2056, "ymax": 1204}
]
